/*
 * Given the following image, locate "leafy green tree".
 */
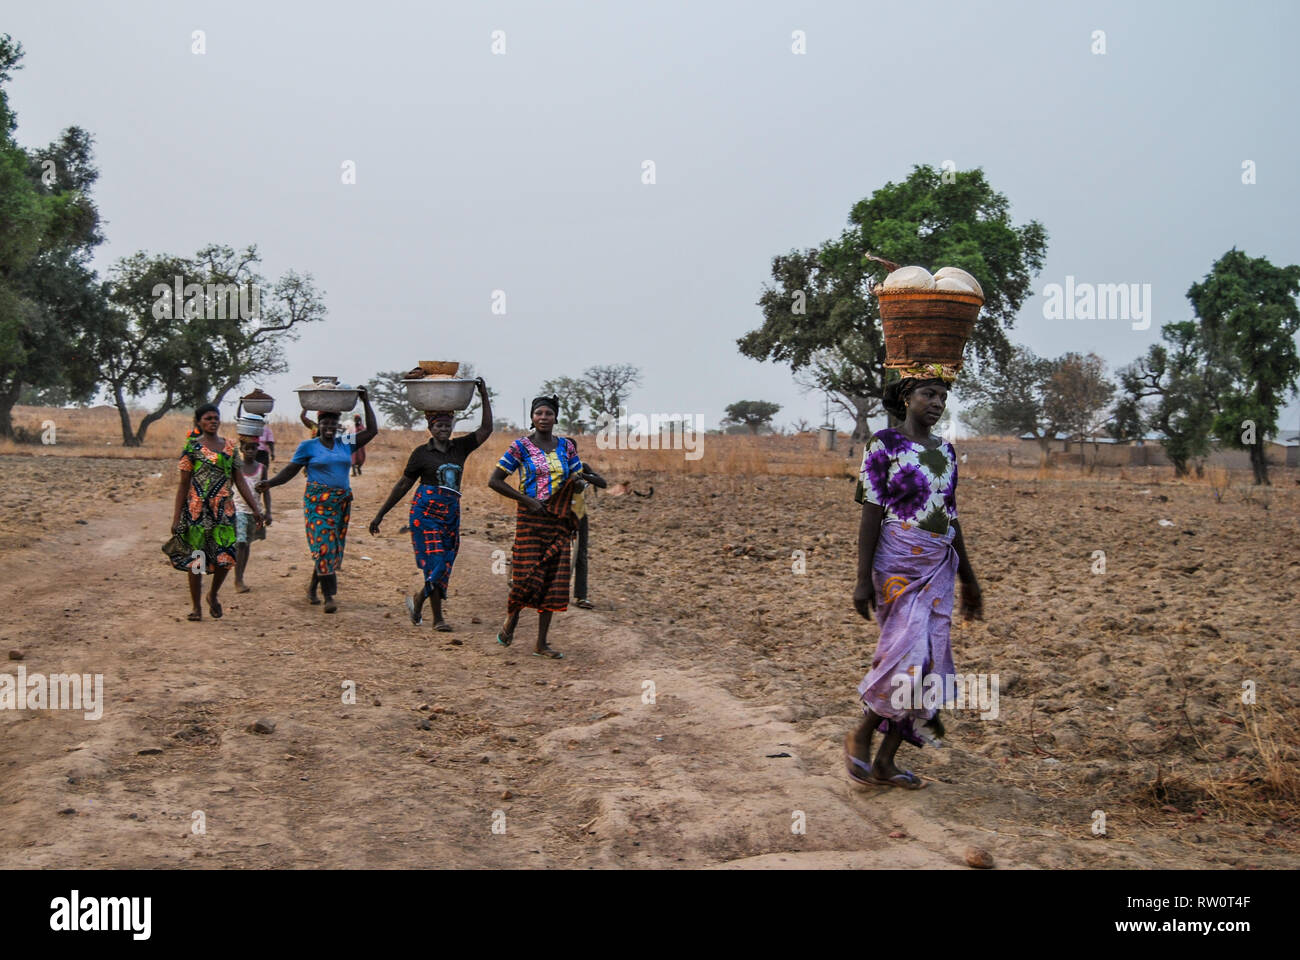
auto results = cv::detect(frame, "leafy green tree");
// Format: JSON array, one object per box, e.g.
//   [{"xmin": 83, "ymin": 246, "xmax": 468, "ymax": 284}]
[
  {"xmin": 538, "ymin": 375, "xmax": 597, "ymax": 433},
  {"xmin": 959, "ymin": 345, "xmax": 1063, "ymax": 460},
  {"xmin": 1113, "ymin": 324, "xmax": 1219, "ymax": 477},
  {"xmin": 91, "ymin": 245, "xmax": 326, "ymax": 445},
  {"xmin": 724, "ymin": 400, "xmax": 781, "ymax": 434},
  {"xmin": 0, "ymin": 35, "xmax": 107, "ymax": 437},
  {"xmin": 739, "ymin": 165, "xmax": 1047, "ymax": 441},
  {"xmin": 366, "ymin": 370, "xmax": 421, "ymax": 429},
  {"xmin": 1189, "ymin": 249, "xmax": 1300, "ymax": 485}
]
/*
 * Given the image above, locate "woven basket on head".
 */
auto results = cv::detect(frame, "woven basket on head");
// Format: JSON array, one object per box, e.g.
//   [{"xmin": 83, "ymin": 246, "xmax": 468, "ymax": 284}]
[
  {"xmin": 876, "ymin": 289, "xmax": 982, "ymax": 369},
  {"xmin": 418, "ymin": 361, "xmax": 460, "ymax": 378}
]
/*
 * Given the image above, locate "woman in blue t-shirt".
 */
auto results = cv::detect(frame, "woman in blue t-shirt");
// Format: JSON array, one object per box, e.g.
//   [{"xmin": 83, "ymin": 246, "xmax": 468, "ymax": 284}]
[{"xmin": 258, "ymin": 388, "xmax": 378, "ymax": 612}]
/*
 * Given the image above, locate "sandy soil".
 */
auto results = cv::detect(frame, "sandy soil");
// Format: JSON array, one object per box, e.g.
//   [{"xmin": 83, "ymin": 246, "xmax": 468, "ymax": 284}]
[{"xmin": 0, "ymin": 433, "xmax": 1296, "ymax": 869}]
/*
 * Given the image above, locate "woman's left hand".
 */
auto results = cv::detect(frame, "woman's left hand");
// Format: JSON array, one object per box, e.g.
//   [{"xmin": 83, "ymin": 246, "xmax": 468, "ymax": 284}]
[{"xmin": 960, "ymin": 577, "xmax": 983, "ymax": 621}]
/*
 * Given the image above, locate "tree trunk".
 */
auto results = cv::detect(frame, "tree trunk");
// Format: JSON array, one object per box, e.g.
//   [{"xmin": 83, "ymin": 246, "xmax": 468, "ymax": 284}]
[
  {"xmin": 0, "ymin": 378, "xmax": 21, "ymax": 440},
  {"xmin": 1171, "ymin": 457, "xmax": 1189, "ymax": 478},
  {"xmin": 135, "ymin": 393, "xmax": 176, "ymax": 446},
  {"xmin": 113, "ymin": 384, "xmax": 140, "ymax": 447},
  {"xmin": 1249, "ymin": 442, "xmax": 1270, "ymax": 486},
  {"xmin": 1036, "ymin": 436, "xmax": 1051, "ymax": 466}
]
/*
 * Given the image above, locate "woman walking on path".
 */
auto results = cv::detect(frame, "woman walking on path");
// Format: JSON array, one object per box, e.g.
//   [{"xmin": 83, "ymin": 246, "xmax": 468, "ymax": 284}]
[
  {"xmin": 844, "ymin": 370, "xmax": 983, "ymax": 789},
  {"xmin": 169, "ymin": 404, "xmax": 265, "ymax": 620},
  {"xmin": 349, "ymin": 413, "xmax": 367, "ymax": 477},
  {"xmin": 258, "ymin": 388, "xmax": 377, "ymax": 613},
  {"xmin": 487, "ymin": 396, "xmax": 599, "ymax": 659},
  {"xmin": 234, "ymin": 434, "xmax": 272, "ymax": 593},
  {"xmin": 369, "ymin": 378, "xmax": 493, "ymax": 631}
]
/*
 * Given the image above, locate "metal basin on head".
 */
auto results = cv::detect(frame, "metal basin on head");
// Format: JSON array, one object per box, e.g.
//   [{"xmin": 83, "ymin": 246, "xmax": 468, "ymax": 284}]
[{"xmin": 403, "ymin": 378, "xmax": 476, "ymax": 412}]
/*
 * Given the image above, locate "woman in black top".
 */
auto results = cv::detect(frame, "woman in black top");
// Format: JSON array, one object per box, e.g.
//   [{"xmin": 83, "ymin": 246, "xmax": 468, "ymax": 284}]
[{"xmin": 369, "ymin": 377, "xmax": 492, "ymax": 631}]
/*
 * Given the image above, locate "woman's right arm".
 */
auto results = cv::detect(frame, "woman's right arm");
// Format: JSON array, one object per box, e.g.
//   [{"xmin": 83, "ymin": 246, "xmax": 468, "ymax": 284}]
[
  {"xmin": 258, "ymin": 461, "xmax": 304, "ymax": 491},
  {"xmin": 852, "ymin": 501, "xmax": 884, "ymax": 620},
  {"xmin": 172, "ymin": 469, "xmax": 191, "ymax": 532},
  {"xmin": 488, "ymin": 467, "xmax": 543, "ymax": 512},
  {"xmin": 369, "ymin": 475, "xmax": 417, "ymax": 533}
]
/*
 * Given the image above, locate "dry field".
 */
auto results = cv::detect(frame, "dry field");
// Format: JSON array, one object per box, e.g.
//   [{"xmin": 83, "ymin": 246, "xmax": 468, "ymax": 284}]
[{"xmin": 0, "ymin": 403, "xmax": 1296, "ymax": 868}]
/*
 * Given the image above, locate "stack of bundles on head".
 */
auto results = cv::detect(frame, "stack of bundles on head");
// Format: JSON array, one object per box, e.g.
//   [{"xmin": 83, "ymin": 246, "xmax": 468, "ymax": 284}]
[{"xmin": 236, "ymin": 412, "xmax": 265, "ymax": 437}]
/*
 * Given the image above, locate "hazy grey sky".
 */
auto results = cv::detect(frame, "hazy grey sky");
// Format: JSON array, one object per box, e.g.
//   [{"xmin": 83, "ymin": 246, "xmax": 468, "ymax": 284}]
[{"xmin": 8, "ymin": 0, "xmax": 1299, "ymax": 435}]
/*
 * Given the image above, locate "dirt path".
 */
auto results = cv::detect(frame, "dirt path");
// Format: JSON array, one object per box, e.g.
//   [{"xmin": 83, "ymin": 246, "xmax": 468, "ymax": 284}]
[{"xmin": 0, "ymin": 464, "xmax": 1277, "ymax": 869}]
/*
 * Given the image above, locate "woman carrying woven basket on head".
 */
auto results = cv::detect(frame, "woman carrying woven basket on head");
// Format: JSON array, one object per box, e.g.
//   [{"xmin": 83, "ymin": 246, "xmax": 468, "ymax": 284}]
[
  {"xmin": 369, "ymin": 378, "xmax": 493, "ymax": 632},
  {"xmin": 258, "ymin": 388, "xmax": 378, "ymax": 613},
  {"xmin": 488, "ymin": 395, "xmax": 600, "ymax": 659},
  {"xmin": 843, "ymin": 363, "xmax": 983, "ymax": 789},
  {"xmin": 169, "ymin": 404, "xmax": 266, "ymax": 621}
]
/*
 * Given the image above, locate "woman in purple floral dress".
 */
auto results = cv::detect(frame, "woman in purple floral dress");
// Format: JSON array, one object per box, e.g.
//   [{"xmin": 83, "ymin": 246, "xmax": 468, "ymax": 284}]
[{"xmin": 844, "ymin": 371, "xmax": 983, "ymax": 789}]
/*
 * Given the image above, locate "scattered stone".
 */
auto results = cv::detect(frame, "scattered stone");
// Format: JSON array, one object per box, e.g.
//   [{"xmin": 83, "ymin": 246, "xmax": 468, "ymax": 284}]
[
  {"xmin": 417, "ymin": 719, "xmax": 432, "ymax": 731},
  {"xmin": 501, "ymin": 790, "xmax": 512, "ymax": 800},
  {"xmin": 248, "ymin": 718, "xmax": 276, "ymax": 735},
  {"xmin": 8, "ymin": 649, "xmax": 23, "ymax": 661},
  {"xmin": 889, "ymin": 830, "xmax": 907, "ymax": 839},
  {"xmin": 57, "ymin": 808, "xmax": 77, "ymax": 816},
  {"xmin": 417, "ymin": 703, "xmax": 430, "ymax": 712},
  {"xmin": 372, "ymin": 698, "xmax": 382, "ymax": 706},
  {"xmin": 964, "ymin": 846, "xmax": 994, "ymax": 869},
  {"xmin": 471, "ymin": 617, "xmax": 482, "ymax": 624},
  {"xmin": 480, "ymin": 755, "xmax": 490, "ymax": 764},
  {"xmin": 136, "ymin": 747, "xmax": 163, "ymax": 755}
]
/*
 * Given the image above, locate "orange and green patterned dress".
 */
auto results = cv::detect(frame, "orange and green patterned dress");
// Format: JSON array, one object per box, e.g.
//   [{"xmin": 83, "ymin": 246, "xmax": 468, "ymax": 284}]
[{"xmin": 171, "ymin": 434, "xmax": 241, "ymax": 572}]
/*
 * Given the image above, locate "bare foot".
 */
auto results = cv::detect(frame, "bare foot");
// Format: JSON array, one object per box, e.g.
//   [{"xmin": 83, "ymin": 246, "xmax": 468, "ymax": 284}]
[
  {"xmin": 235, "ymin": 582, "xmax": 251, "ymax": 594},
  {"xmin": 187, "ymin": 609, "xmax": 202, "ymax": 622}
]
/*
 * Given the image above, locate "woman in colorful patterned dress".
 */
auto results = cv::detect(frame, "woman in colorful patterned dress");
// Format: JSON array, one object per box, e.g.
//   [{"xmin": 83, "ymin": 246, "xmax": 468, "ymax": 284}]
[
  {"xmin": 487, "ymin": 396, "xmax": 603, "ymax": 659},
  {"xmin": 170, "ymin": 404, "xmax": 266, "ymax": 621},
  {"xmin": 844, "ymin": 370, "xmax": 983, "ymax": 789},
  {"xmin": 369, "ymin": 378, "xmax": 493, "ymax": 632},
  {"xmin": 258, "ymin": 388, "xmax": 377, "ymax": 613}
]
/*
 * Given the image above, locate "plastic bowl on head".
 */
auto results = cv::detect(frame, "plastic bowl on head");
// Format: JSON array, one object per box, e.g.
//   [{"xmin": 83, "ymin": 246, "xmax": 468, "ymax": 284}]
[
  {"xmin": 295, "ymin": 384, "xmax": 360, "ymax": 413},
  {"xmin": 403, "ymin": 378, "xmax": 476, "ymax": 412}
]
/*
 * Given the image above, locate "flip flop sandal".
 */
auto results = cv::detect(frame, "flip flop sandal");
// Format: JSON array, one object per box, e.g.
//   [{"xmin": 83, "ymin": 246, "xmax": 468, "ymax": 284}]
[
  {"xmin": 575, "ymin": 598, "xmax": 594, "ymax": 610},
  {"xmin": 868, "ymin": 770, "xmax": 927, "ymax": 790},
  {"xmin": 187, "ymin": 610, "xmax": 202, "ymax": 622},
  {"xmin": 533, "ymin": 648, "xmax": 564, "ymax": 660},
  {"xmin": 435, "ymin": 622, "xmax": 453, "ymax": 633},
  {"xmin": 307, "ymin": 590, "xmax": 321, "ymax": 606},
  {"xmin": 496, "ymin": 633, "xmax": 512, "ymax": 647},
  {"xmin": 405, "ymin": 595, "xmax": 422, "ymax": 626},
  {"xmin": 208, "ymin": 598, "xmax": 223, "ymax": 619},
  {"xmin": 843, "ymin": 735, "xmax": 875, "ymax": 786},
  {"xmin": 323, "ymin": 598, "xmax": 338, "ymax": 614}
]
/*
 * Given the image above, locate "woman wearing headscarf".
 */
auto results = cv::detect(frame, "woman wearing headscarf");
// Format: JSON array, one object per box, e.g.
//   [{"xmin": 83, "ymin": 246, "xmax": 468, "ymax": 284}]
[
  {"xmin": 169, "ymin": 403, "xmax": 266, "ymax": 620},
  {"xmin": 258, "ymin": 388, "xmax": 377, "ymax": 613},
  {"xmin": 844, "ymin": 364, "xmax": 983, "ymax": 789},
  {"xmin": 487, "ymin": 395, "xmax": 599, "ymax": 659},
  {"xmin": 369, "ymin": 378, "xmax": 493, "ymax": 631}
]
